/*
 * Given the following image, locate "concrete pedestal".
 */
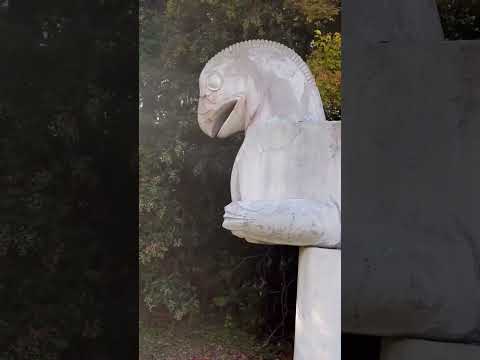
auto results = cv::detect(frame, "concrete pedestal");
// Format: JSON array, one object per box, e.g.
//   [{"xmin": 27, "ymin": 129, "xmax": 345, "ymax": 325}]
[
  {"xmin": 294, "ymin": 247, "xmax": 341, "ymax": 360},
  {"xmin": 381, "ymin": 338, "xmax": 480, "ymax": 360}
]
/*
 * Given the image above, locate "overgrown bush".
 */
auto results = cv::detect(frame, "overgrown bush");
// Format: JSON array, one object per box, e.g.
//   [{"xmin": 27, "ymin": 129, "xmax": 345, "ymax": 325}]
[
  {"xmin": 308, "ymin": 31, "xmax": 341, "ymax": 121},
  {"xmin": 437, "ymin": 0, "xmax": 480, "ymax": 39},
  {"xmin": 139, "ymin": 0, "xmax": 341, "ymax": 344}
]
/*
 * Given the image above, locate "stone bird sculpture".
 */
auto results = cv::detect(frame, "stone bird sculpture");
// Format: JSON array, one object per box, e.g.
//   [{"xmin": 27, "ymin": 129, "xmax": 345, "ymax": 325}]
[{"xmin": 197, "ymin": 39, "xmax": 341, "ymax": 360}]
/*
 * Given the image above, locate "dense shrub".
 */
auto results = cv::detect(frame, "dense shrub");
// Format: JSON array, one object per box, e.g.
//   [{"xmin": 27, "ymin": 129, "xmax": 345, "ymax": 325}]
[
  {"xmin": 437, "ymin": 0, "xmax": 480, "ymax": 39},
  {"xmin": 139, "ymin": 0, "xmax": 341, "ymax": 344}
]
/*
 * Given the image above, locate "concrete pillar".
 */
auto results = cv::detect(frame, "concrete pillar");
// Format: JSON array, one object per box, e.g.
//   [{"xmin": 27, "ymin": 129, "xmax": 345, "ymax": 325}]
[{"xmin": 294, "ymin": 247, "xmax": 341, "ymax": 360}]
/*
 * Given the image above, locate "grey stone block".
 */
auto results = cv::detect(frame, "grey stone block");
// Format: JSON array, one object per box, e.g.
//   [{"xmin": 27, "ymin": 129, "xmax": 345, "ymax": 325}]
[
  {"xmin": 342, "ymin": 41, "xmax": 480, "ymax": 341},
  {"xmin": 343, "ymin": 0, "xmax": 443, "ymax": 45},
  {"xmin": 380, "ymin": 338, "xmax": 480, "ymax": 360}
]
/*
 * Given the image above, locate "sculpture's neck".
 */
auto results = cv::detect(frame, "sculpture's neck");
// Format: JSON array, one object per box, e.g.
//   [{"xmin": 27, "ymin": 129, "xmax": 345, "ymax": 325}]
[
  {"xmin": 247, "ymin": 104, "xmax": 328, "ymax": 137},
  {"xmin": 248, "ymin": 82, "xmax": 325, "ymax": 129}
]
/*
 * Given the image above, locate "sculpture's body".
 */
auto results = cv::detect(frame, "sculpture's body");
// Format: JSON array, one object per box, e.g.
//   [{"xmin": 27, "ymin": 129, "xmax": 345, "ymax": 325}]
[{"xmin": 197, "ymin": 40, "xmax": 341, "ymax": 360}]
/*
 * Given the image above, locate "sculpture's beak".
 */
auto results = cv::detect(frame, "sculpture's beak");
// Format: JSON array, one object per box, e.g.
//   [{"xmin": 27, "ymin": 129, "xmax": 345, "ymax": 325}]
[{"xmin": 198, "ymin": 96, "xmax": 246, "ymax": 138}]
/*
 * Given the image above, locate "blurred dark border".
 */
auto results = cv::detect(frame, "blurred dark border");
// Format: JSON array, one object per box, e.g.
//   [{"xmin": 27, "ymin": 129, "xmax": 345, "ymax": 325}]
[{"xmin": 0, "ymin": 1, "xmax": 139, "ymax": 358}]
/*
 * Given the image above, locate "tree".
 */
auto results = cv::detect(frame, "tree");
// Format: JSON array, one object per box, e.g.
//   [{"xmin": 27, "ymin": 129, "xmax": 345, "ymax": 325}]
[
  {"xmin": 307, "ymin": 31, "xmax": 341, "ymax": 121},
  {"xmin": 437, "ymin": 0, "xmax": 480, "ymax": 39},
  {"xmin": 290, "ymin": 0, "xmax": 340, "ymax": 25},
  {"xmin": 139, "ymin": 0, "xmax": 341, "ymax": 346}
]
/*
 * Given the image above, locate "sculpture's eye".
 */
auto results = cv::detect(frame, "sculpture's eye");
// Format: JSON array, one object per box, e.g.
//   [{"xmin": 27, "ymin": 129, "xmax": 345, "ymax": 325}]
[{"xmin": 207, "ymin": 72, "xmax": 223, "ymax": 91}]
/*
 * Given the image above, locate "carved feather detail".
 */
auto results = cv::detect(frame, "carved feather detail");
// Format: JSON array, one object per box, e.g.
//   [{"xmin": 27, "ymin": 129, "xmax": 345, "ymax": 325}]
[{"xmin": 206, "ymin": 39, "xmax": 317, "ymax": 87}]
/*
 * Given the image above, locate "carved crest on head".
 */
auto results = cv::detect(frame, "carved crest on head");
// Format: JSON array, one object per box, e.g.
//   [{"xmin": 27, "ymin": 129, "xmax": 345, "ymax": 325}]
[{"xmin": 205, "ymin": 39, "xmax": 317, "ymax": 87}]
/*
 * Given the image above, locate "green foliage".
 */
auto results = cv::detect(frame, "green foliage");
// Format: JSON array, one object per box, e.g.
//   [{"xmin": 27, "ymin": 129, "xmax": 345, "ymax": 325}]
[
  {"xmin": 143, "ymin": 274, "xmax": 199, "ymax": 321},
  {"xmin": 437, "ymin": 0, "xmax": 480, "ymax": 39},
  {"xmin": 291, "ymin": 0, "xmax": 340, "ymax": 24},
  {"xmin": 139, "ymin": 0, "xmax": 341, "ymax": 343},
  {"xmin": 139, "ymin": 142, "xmax": 186, "ymax": 263},
  {"xmin": 307, "ymin": 31, "xmax": 341, "ymax": 121}
]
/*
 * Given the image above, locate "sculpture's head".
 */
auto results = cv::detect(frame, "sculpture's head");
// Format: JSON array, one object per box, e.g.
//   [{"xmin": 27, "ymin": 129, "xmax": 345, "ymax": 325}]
[{"xmin": 198, "ymin": 40, "xmax": 325, "ymax": 138}]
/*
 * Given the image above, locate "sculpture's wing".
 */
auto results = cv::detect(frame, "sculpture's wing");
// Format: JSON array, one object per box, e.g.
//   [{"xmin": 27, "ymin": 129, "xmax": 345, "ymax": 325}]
[{"xmin": 223, "ymin": 199, "xmax": 341, "ymax": 248}]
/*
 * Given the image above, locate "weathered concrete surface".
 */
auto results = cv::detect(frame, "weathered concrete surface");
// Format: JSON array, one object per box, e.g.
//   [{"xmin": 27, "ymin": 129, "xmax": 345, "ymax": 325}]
[
  {"xmin": 342, "ymin": 41, "xmax": 480, "ymax": 342},
  {"xmin": 295, "ymin": 248, "xmax": 341, "ymax": 360},
  {"xmin": 380, "ymin": 339, "xmax": 480, "ymax": 360},
  {"xmin": 343, "ymin": 0, "xmax": 443, "ymax": 45}
]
